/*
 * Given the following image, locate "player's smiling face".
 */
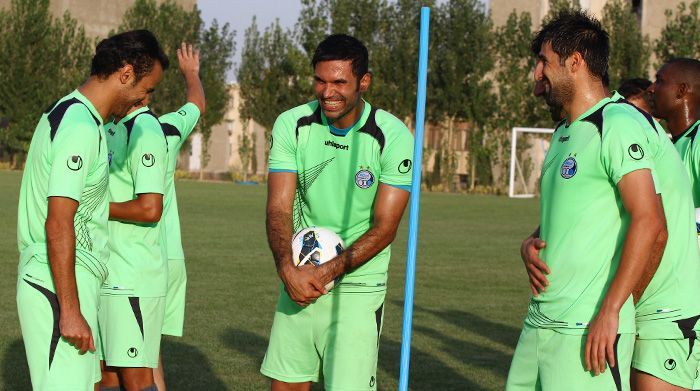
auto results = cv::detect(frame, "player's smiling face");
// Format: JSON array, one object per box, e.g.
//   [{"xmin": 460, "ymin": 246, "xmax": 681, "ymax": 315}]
[
  {"xmin": 114, "ymin": 61, "xmax": 164, "ymax": 118},
  {"xmin": 649, "ymin": 64, "xmax": 678, "ymax": 120},
  {"xmin": 313, "ymin": 60, "xmax": 371, "ymax": 129},
  {"xmin": 534, "ymin": 41, "xmax": 574, "ymax": 110}
]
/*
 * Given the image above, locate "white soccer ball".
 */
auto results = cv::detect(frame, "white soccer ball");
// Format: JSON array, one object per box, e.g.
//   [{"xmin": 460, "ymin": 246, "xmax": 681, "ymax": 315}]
[{"xmin": 292, "ymin": 227, "xmax": 345, "ymax": 290}]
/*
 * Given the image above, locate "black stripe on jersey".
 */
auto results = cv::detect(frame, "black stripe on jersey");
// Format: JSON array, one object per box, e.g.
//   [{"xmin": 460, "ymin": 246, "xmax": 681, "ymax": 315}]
[
  {"xmin": 161, "ymin": 123, "xmax": 181, "ymax": 138},
  {"xmin": 616, "ymin": 99, "xmax": 659, "ymax": 134},
  {"xmin": 128, "ymin": 297, "xmax": 145, "ymax": 339},
  {"xmin": 48, "ymin": 98, "xmax": 100, "ymax": 141},
  {"xmin": 357, "ymin": 107, "xmax": 386, "ymax": 153},
  {"xmin": 23, "ymin": 279, "xmax": 61, "ymax": 368},
  {"xmin": 580, "ymin": 102, "xmax": 610, "ymax": 138},
  {"xmin": 123, "ymin": 110, "xmax": 168, "ymax": 149},
  {"xmin": 682, "ymin": 123, "xmax": 700, "ymax": 146},
  {"xmin": 295, "ymin": 106, "xmax": 323, "ymax": 140}
]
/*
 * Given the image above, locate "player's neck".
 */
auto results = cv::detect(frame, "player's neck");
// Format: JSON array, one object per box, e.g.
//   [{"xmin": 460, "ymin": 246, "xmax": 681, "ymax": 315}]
[
  {"xmin": 666, "ymin": 103, "xmax": 700, "ymax": 137},
  {"xmin": 564, "ymin": 80, "xmax": 609, "ymax": 124},
  {"xmin": 330, "ymin": 99, "xmax": 364, "ymax": 130},
  {"xmin": 78, "ymin": 76, "xmax": 117, "ymax": 122}
]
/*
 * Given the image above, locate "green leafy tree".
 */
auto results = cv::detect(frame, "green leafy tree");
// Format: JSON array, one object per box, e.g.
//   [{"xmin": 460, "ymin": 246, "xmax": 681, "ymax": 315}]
[
  {"xmin": 654, "ymin": 0, "xmax": 700, "ymax": 63},
  {"xmin": 119, "ymin": 0, "xmax": 235, "ymax": 175},
  {"xmin": 602, "ymin": 0, "xmax": 650, "ymax": 89},
  {"xmin": 0, "ymin": 0, "xmax": 92, "ymax": 166}
]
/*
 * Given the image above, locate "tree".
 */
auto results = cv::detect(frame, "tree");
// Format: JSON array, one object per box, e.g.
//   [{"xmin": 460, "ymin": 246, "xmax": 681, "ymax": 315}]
[
  {"xmin": 119, "ymin": 0, "xmax": 235, "ymax": 176},
  {"xmin": 0, "ymin": 0, "xmax": 93, "ymax": 167},
  {"xmin": 602, "ymin": 0, "xmax": 650, "ymax": 89},
  {"xmin": 654, "ymin": 0, "xmax": 700, "ymax": 63}
]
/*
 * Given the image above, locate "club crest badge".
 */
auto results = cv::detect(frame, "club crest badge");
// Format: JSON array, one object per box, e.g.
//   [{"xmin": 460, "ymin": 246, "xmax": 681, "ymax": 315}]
[
  {"xmin": 560, "ymin": 156, "xmax": 577, "ymax": 179},
  {"xmin": 355, "ymin": 168, "xmax": 375, "ymax": 189}
]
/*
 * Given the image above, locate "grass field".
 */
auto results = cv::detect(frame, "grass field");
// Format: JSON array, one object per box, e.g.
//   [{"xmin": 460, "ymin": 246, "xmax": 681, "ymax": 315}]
[{"xmin": 0, "ymin": 169, "xmax": 539, "ymax": 390}]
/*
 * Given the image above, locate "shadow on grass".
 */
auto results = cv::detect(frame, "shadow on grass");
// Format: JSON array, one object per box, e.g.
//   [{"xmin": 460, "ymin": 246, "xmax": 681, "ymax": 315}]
[
  {"xmin": 161, "ymin": 338, "xmax": 228, "ymax": 390},
  {"xmin": 220, "ymin": 328, "xmax": 268, "ymax": 364},
  {"xmin": 2, "ymin": 338, "xmax": 31, "ymax": 390}
]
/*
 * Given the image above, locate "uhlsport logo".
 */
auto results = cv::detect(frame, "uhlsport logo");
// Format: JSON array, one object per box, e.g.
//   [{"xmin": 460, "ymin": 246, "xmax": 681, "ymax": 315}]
[
  {"xmin": 67, "ymin": 155, "xmax": 83, "ymax": 171},
  {"xmin": 355, "ymin": 167, "xmax": 375, "ymax": 189},
  {"xmin": 664, "ymin": 358, "xmax": 676, "ymax": 370},
  {"xmin": 369, "ymin": 376, "xmax": 375, "ymax": 387},
  {"xmin": 560, "ymin": 156, "xmax": 577, "ymax": 179},
  {"xmin": 325, "ymin": 140, "xmax": 349, "ymax": 150},
  {"xmin": 628, "ymin": 144, "xmax": 644, "ymax": 160},
  {"xmin": 141, "ymin": 153, "xmax": 155, "ymax": 167},
  {"xmin": 398, "ymin": 159, "xmax": 412, "ymax": 174},
  {"xmin": 127, "ymin": 347, "xmax": 138, "ymax": 358}
]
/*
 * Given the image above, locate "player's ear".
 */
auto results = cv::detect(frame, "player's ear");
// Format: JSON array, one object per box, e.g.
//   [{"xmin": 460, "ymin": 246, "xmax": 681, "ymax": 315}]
[
  {"xmin": 359, "ymin": 72, "xmax": 371, "ymax": 93},
  {"xmin": 568, "ymin": 51, "xmax": 583, "ymax": 74},
  {"xmin": 118, "ymin": 64, "xmax": 135, "ymax": 86},
  {"xmin": 677, "ymin": 82, "xmax": 689, "ymax": 99}
]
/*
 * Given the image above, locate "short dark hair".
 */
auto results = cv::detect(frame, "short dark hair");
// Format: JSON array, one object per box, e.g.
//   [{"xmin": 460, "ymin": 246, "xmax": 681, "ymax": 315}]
[
  {"xmin": 618, "ymin": 78, "xmax": 651, "ymax": 98},
  {"xmin": 91, "ymin": 30, "xmax": 169, "ymax": 81},
  {"xmin": 531, "ymin": 10, "xmax": 609, "ymax": 80},
  {"xmin": 312, "ymin": 34, "xmax": 369, "ymax": 78}
]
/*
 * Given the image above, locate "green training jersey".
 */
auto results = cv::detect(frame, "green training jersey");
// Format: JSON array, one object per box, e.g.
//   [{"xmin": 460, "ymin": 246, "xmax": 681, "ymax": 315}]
[
  {"xmin": 103, "ymin": 106, "xmax": 168, "ymax": 297},
  {"xmin": 605, "ymin": 93, "xmax": 700, "ymax": 339},
  {"xmin": 17, "ymin": 90, "xmax": 109, "ymax": 283},
  {"xmin": 526, "ymin": 95, "xmax": 658, "ymax": 335},
  {"xmin": 158, "ymin": 102, "xmax": 201, "ymax": 260},
  {"xmin": 268, "ymin": 100, "xmax": 414, "ymax": 292},
  {"xmin": 672, "ymin": 120, "xmax": 700, "ymax": 207}
]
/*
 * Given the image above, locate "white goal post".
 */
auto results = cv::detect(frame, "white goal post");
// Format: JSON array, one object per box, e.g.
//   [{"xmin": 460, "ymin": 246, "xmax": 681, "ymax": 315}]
[{"xmin": 508, "ymin": 127, "xmax": 555, "ymax": 198}]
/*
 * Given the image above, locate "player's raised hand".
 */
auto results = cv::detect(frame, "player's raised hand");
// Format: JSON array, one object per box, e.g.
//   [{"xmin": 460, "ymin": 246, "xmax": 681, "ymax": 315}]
[
  {"xmin": 280, "ymin": 264, "xmax": 326, "ymax": 306},
  {"xmin": 59, "ymin": 310, "xmax": 96, "ymax": 354},
  {"xmin": 177, "ymin": 42, "xmax": 200, "ymax": 76},
  {"xmin": 584, "ymin": 309, "xmax": 619, "ymax": 376},
  {"xmin": 520, "ymin": 236, "xmax": 550, "ymax": 295}
]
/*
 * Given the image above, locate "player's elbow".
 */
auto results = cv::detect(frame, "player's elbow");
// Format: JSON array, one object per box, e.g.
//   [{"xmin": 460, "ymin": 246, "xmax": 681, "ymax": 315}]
[{"xmin": 142, "ymin": 203, "xmax": 163, "ymax": 223}]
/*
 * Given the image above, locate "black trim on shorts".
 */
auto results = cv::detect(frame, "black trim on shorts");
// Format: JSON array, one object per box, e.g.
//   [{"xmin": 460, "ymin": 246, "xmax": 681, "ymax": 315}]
[
  {"xmin": 610, "ymin": 334, "xmax": 622, "ymax": 391},
  {"xmin": 128, "ymin": 297, "xmax": 145, "ymax": 339},
  {"xmin": 24, "ymin": 279, "xmax": 61, "ymax": 368},
  {"xmin": 375, "ymin": 303, "xmax": 384, "ymax": 347}
]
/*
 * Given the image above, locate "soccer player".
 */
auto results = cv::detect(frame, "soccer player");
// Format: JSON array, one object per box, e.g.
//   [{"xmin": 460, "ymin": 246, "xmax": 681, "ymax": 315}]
[
  {"xmin": 507, "ymin": 11, "xmax": 665, "ymax": 390},
  {"xmin": 16, "ymin": 29, "xmax": 166, "ymax": 390},
  {"xmin": 98, "ymin": 33, "xmax": 169, "ymax": 391},
  {"xmin": 260, "ymin": 34, "xmax": 414, "ymax": 390},
  {"xmin": 154, "ymin": 42, "xmax": 205, "ymax": 390},
  {"xmin": 618, "ymin": 78, "xmax": 653, "ymax": 115}
]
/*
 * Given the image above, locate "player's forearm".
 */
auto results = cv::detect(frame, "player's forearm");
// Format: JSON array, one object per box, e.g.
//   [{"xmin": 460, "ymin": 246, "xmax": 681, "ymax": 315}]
[
  {"xmin": 266, "ymin": 209, "xmax": 294, "ymax": 275},
  {"xmin": 45, "ymin": 217, "xmax": 81, "ymax": 314},
  {"xmin": 109, "ymin": 197, "xmax": 162, "ymax": 223},
  {"xmin": 601, "ymin": 213, "xmax": 662, "ymax": 314},
  {"xmin": 632, "ymin": 223, "xmax": 667, "ymax": 303},
  {"xmin": 183, "ymin": 71, "xmax": 205, "ymax": 114},
  {"xmin": 319, "ymin": 225, "xmax": 396, "ymax": 283}
]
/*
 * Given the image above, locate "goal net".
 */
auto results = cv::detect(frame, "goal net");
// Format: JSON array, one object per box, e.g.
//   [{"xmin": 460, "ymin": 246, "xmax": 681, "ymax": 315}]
[{"xmin": 508, "ymin": 127, "xmax": 555, "ymax": 198}]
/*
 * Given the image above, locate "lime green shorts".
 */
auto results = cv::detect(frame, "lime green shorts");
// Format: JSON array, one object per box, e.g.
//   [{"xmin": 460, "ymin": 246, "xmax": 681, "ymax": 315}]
[
  {"xmin": 633, "ymin": 338, "xmax": 700, "ymax": 389},
  {"xmin": 506, "ymin": 324, "xmax": 634, "ymax": 391},
  {"xmin": 261, "ymin": 287, "xmax": 385, "ymax": 390},
  {"xmin": 17, "ymin": 258, "xmax": 101, "ymax": 391},
  {"xmin": 98, "ymin": 295, "xmax": 164, "ymax": 368},
  {"xmin": 162, "ymin": 259, "xmax": 186, "ymax": 337}
]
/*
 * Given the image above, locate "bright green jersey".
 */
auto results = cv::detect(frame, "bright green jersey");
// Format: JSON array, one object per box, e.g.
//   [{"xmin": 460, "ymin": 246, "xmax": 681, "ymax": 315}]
[
  {"xmin": 269, "ymin": 100, "xmax": 414, "ymax": 292},
  {"xmin": 606, "ymin": 94, "xmax": 700, "ymax": 339},
  {"xmin": 17, "ymin": 90, "xmax": 109, "ymax": 282},
  {"xmin": 103, "ymin": 106, "xmax": 168, "ymax": 297},
  {"xmin": 527, "ymin": 95, "xmax": 658, "ymax": 335},
  {"xmin": 158, "ymin": 102, "xmax": 201, "ymax": 260},
  {"xmin": 672, "ymin": 120, "xmax": 700, "ymax": 207}
]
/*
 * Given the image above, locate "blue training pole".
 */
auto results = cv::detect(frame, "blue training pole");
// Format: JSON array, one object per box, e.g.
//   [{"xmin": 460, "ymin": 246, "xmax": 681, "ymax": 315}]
[{"xmin": 399, "ymin": 7, "xmax": 430, "ymax": 391}]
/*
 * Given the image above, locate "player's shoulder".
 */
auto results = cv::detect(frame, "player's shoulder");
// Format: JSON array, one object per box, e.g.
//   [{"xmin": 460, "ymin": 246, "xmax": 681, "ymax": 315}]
[
  {"xmin": 45, "ymin": 94, "xmax": 101, "ymax": 140},
  {"xmin": 373, "ymin": 106, "xmax": 408, "ymax": 133}
]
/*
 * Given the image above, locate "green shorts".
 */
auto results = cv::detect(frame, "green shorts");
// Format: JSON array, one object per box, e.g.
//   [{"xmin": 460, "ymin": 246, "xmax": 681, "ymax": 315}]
[
  {"xmin": 506, "ymin": 324, "xmax": 634, "ymax": 391},
  {"xmin": 633, "ymin": 338, "xmax": 700, "ymax": 389},
  {"xmin": 98, "ymin": 295, "xmax": 165, "ymax": 368},
  {"xmin": 17, "ymin": 258, "xmax": 101, "ymax": 390},
  {"xmin": 261, "ymin": 287, "xmax": 385, "ymax": 390},
  {"xmin": 162, "ymin": 259, "xmax": 187, "ymax": 337}
]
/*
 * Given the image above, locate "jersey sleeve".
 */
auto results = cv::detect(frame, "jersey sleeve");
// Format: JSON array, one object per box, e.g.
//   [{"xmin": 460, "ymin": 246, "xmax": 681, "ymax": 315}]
[
  {"xmin": 600, "ymin": 109, "xmax": 656, "ymax": 185},
  {"xmin": 268, "ymin": 112, "xmax": 297, "ymax": 173},
  {"xmin": 379, "ymin": 113, "xmax": 414, "ymax": 192},
  {"xmin": 689, "ymin": 135, "xmax": 700, "ymax": 206},
  {"xmin": 47, "ymin": 107, "xmax": 101, "ymax": 202},
  {"xmin": 128, "ymin": 115, "xmax": 167, "ymax": 195},
  {"xmin": 159, "ymin": 102, "xmax": 201, "ymax": 150}
]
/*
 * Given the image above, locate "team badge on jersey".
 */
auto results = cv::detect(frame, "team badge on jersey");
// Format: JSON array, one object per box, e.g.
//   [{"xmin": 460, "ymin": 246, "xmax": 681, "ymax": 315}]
[
  {"xmin": 560, "ymin": 156, "xmax": 577, "ymax": 179},
  {"xmin": 628, "ymin": 144, "xmax": 644, "ymax": 160},
  {"xmin": 355, "ymin": 168, "xmax": 375, "ymax": 189}
]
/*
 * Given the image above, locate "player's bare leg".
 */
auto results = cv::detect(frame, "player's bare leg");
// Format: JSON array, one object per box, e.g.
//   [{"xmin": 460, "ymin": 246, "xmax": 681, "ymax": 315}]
[
  {"xmin": 271, "ymin": 380, "xmax": 311, "ymax": 391},
  {"xmin": 120, "ymin": 367, "xmax": 156, "ymax": 391},
  {"xmin": 99, "ymin": 363, "xmax": 121, "ymax": 390},
  {"xmin": 632, "ymin": 369, "xmax": 688, "ymax": 391},
  {"xmin": 153, "ymin": 353, "xmax": 166, "ymax": 391}
]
